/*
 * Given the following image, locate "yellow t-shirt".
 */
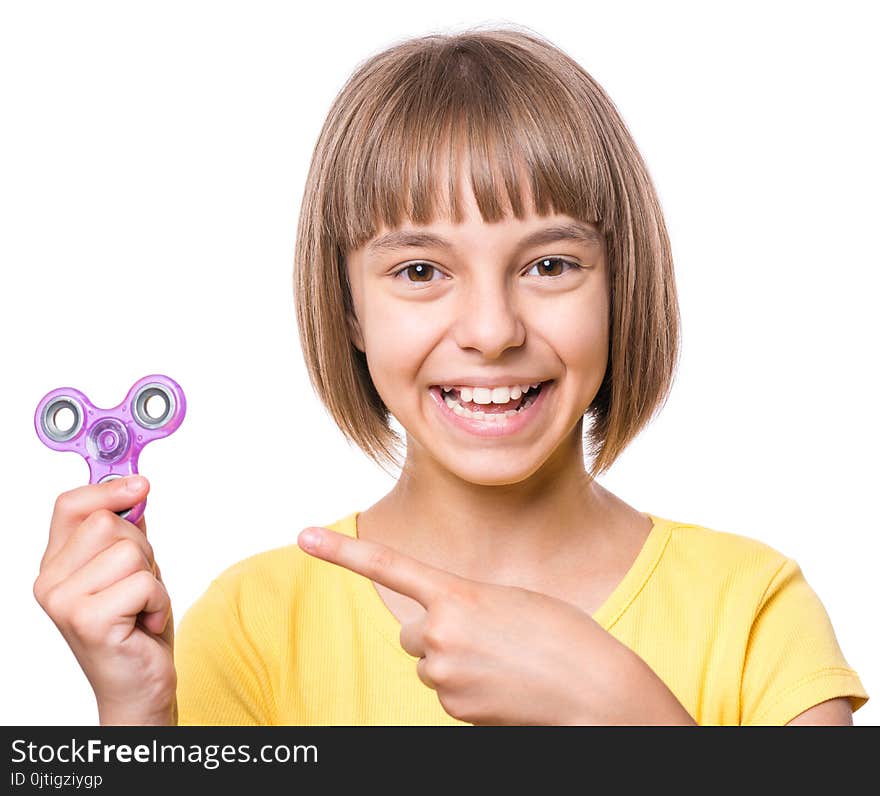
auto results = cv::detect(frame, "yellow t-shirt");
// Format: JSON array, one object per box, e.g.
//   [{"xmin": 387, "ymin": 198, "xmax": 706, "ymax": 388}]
[{"xmin": 174, "ymin": 512, "xmax": 869, "ymax": 725}]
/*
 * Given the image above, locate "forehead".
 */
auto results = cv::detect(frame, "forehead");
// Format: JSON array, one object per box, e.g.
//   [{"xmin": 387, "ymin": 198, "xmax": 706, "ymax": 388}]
[{"xmin": 362, "ymin": 150, "xmax": 600, "ymax": 252}]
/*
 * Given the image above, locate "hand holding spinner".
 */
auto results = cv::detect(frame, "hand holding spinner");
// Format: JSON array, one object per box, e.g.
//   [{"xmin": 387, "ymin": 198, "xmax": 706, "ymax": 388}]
[{"xmin": 35, "ymin": 374, "xmax": 186, "ymax": 524}]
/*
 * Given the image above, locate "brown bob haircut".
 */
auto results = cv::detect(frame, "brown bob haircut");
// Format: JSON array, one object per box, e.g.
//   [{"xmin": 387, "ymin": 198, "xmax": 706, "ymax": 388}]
[{"xmin": 293, "ymin": 24, "xmax": 680, "ymax": 481}]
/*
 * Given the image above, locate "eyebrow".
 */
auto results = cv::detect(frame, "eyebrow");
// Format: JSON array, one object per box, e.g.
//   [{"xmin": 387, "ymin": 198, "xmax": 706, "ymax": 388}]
[{"xmin": 365, "ymin": 221, "xmax": 603, "ymax": 255}]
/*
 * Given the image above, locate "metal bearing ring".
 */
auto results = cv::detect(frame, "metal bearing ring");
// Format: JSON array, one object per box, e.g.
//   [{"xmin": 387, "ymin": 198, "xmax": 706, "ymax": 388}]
[
  {"xmin": 41, "ymin": 397, "xmax": 85, "ymax": 443},
  {"xmin": 133, "ymin": 383, "xmax": 175, "ymax": 429}
]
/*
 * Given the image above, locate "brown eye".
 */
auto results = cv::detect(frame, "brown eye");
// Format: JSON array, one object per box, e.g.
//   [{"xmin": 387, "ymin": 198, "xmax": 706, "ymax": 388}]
[
  {"xmin": 526, "ymin": 257, "xmax": 582, "ymax": 277},
  {"xmin": 393, "ymin": 262, "xmax": 442, "ymax": 283}
]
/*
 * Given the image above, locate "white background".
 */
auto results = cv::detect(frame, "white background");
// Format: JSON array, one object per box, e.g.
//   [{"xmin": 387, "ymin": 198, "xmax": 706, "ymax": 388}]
[{"xmin": 1, "ymin": 0, "xmax": 876, "ymax": 726}]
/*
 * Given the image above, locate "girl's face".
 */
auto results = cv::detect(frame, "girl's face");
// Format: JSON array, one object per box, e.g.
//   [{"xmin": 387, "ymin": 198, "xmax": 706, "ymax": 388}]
[{"xmin": 345, "ymin": 172, "xmax": 609, "ymax": 486}]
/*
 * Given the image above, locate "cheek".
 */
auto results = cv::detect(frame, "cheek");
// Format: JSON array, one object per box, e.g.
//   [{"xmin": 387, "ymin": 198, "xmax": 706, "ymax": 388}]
[
  {"xmin": 534, "ymin": 293, "xmax": 609, "ymax": 374},
  {"xmin": 361, "ymin": 298, "xmax": 440, "ymax": 397}
]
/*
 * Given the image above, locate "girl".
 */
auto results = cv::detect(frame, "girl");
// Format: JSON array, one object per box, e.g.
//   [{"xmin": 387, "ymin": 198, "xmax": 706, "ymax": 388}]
[{"xmin": 35, "ymin": 25, "xmax": 869, "ymax": 726}]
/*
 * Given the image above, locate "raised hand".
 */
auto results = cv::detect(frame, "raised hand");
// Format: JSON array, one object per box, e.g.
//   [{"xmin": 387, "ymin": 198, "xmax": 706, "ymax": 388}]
[{"xmin": 34, "ymin": 476, "xmax": 177, "ymax": 725}]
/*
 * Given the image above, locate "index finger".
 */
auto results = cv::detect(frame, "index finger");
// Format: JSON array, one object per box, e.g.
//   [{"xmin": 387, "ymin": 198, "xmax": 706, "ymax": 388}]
[
  {"xmin": 44, "ymin": 476, "xmax": 150, "ymax": 566},
  {"xmin": 297, "ymin": 527, "xmax": 457, "ymax": 608}
]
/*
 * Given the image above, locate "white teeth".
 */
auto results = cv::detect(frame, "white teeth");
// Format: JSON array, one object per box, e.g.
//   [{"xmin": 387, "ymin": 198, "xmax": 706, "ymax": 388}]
[
  {"xmin": 441, "ymin": 383, "xmax": 543, "ymax": 404},
  {"xmin": 443, "ymin": 390, "xmax": 538, "ymax": 421},
  {"xmin": 472, "ymin": 387, "xmax": 493, "ymax": 404}
]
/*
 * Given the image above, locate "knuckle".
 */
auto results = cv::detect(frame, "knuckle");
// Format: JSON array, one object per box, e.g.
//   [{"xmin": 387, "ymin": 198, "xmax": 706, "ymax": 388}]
[
  {"xmin": 132, "ymin": 569, "xmax": 157, "ymax": 591},
  {"xmin": 53, "ymin": 491, "xmax": 74, "ymax": 519},
  {"xmin": 32, "ymin": 575, "xmax": 47, "ymax": 607},
  {"xmin": 448, "ymin": 580, "xmax": 478, "ymax": 607},
  {"xmin": 85, "ymin": 509, "xmax": 118, "ymax": 537},
  {"xmin": 366, "ymin": 545, "xmax": 397, "ymax": 576},
  {"xmin": 116, "ymin": 539, "xmax": 148, "ymax": 570},
  {"xmin": 95, "ymin": 507, "xmax": 121, "ymax": 527},
  {"xmin": 423, "ymin": 656, "xmax": 453, "ymax": 686},
  {"xmin": 423, "ymin": 616, "xmax": 450, "ymax": 650},
  {"xmin": 43, "ymin": 585, "xmax": 70, "ymax": 620}
]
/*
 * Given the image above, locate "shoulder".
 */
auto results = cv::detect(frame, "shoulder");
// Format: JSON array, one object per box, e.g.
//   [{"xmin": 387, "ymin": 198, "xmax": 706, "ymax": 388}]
[
  {"xmin": 656, "ymin": 514, "xmax": 789, "ymax": 565},
  {"xmin": 650, "ymin": 514, "xmax": 795, "ymax": 595}
]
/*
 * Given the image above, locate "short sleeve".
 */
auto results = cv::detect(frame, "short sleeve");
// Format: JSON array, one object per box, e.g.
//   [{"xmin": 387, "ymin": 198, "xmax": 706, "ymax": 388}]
[
  {"xmin": 740, "ymin": 558, "xmax": 869, "ymax": 725},
  {"xmin": 174, "ymin": 577, "xmax": 275, "ymax": 725}
]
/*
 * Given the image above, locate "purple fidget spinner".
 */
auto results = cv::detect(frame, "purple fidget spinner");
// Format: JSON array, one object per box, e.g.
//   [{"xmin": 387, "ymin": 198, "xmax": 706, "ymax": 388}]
[{"xmin": 35, "ymin": 374, "xmax": 186, "ymax": 524}]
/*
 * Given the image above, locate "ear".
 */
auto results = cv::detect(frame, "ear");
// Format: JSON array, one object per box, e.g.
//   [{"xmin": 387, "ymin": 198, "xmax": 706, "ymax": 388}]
[{"xmin": 346, "ymin": 311, "xmax": 365, "ymax": 353}]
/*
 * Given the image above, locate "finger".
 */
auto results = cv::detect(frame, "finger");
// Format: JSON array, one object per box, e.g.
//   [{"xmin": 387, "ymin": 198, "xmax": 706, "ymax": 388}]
[
  {"xmin": 45, "ymin": 476, "xmax": 150, "ymax": 565},
  {"xmin": 416, "ymin": 656, "xmax": 439, "ymax": 690},
  {"xmin": 46, "ymin": 509, "xmax": 155, "ymax": 584},
  {"xmin": 63, "ymin": 537, "xmax": 155, "ymax": 597},
  {"xmin": 297, "ymin": 526, "xmax": 455, "ymax": 608},
  {"xmin": 399, "ymin": 613, "xmax": 429, "ymax": 659},
  {"xmin": 89, "ymin": 569, "xmax": 172, "ymax": 636}
]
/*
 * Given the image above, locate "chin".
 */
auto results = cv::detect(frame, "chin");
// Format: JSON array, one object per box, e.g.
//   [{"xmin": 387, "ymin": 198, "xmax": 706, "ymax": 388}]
[{"xmin": 447, "ymin": 458, "xmax": 545, "ymax": 487}]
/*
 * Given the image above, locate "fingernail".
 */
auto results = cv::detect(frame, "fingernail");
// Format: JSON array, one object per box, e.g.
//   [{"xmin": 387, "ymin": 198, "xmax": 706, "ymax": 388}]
[
  {"xmin": 299, "ymin": 528, "xmax": 321, "ymax": 551},
  {"xmin": 125, "ymin": 475, "xmax": 146, "ymax": 491}
]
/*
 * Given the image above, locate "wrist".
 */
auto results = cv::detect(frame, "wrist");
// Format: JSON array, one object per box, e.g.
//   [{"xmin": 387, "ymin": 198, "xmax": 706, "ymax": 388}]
[
  {"xmin": 568, "ymin": 628, "xmax": 698, "ymax": 726},
  {"xmin": 98, "ymin": 698, "xmax": 178, "ymax": 726},
  {"xmin": 621, "ymin": 650, "xmax": 697, "ymax": 726}
]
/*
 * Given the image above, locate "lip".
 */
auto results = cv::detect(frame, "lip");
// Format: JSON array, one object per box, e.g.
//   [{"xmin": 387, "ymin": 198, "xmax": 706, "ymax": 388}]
[
  {"xmin": 432, "ymin": 378, "xmax": 549, "ymax": 390},
  {"xmin": 428, "ymin": 380, "xmax": 554, "ymax": 438}
]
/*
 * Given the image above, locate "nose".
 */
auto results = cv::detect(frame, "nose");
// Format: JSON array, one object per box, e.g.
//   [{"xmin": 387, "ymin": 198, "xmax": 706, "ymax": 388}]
[{"xmin": 451, "ymin": 275, "xmax": 526, "ymax": 358}]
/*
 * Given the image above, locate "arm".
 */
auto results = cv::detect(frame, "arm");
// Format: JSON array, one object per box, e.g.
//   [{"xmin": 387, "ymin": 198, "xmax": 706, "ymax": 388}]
[
  {"xmin": 741, "ymin": 558, "xmax": 868, "ymax": 725},
  {"xmin": 616, "ymin": 649, "xmax": 698, "ymax": 726},
  {"xmin": 785, "ymin": 697, "xmax": 853, "ymax": 726}
]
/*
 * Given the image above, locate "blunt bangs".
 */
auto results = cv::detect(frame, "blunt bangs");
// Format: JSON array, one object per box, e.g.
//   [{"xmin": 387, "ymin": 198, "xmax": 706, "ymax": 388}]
[{"xmin": 328, "ymin": 34, "xmax": 616, "ymax": 255}]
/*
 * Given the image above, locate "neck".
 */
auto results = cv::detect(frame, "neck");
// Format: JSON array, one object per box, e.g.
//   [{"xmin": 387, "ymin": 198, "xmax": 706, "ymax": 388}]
[{"xmin": 363, "ymin": 425, "xmax": 620, "ymax": 581}]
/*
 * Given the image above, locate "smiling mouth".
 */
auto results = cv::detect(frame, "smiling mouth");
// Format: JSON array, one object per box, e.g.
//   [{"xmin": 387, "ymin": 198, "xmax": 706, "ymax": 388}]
[{"xmin": 431, "ymin": 380, "xmax": 551, "ymax": 415}]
